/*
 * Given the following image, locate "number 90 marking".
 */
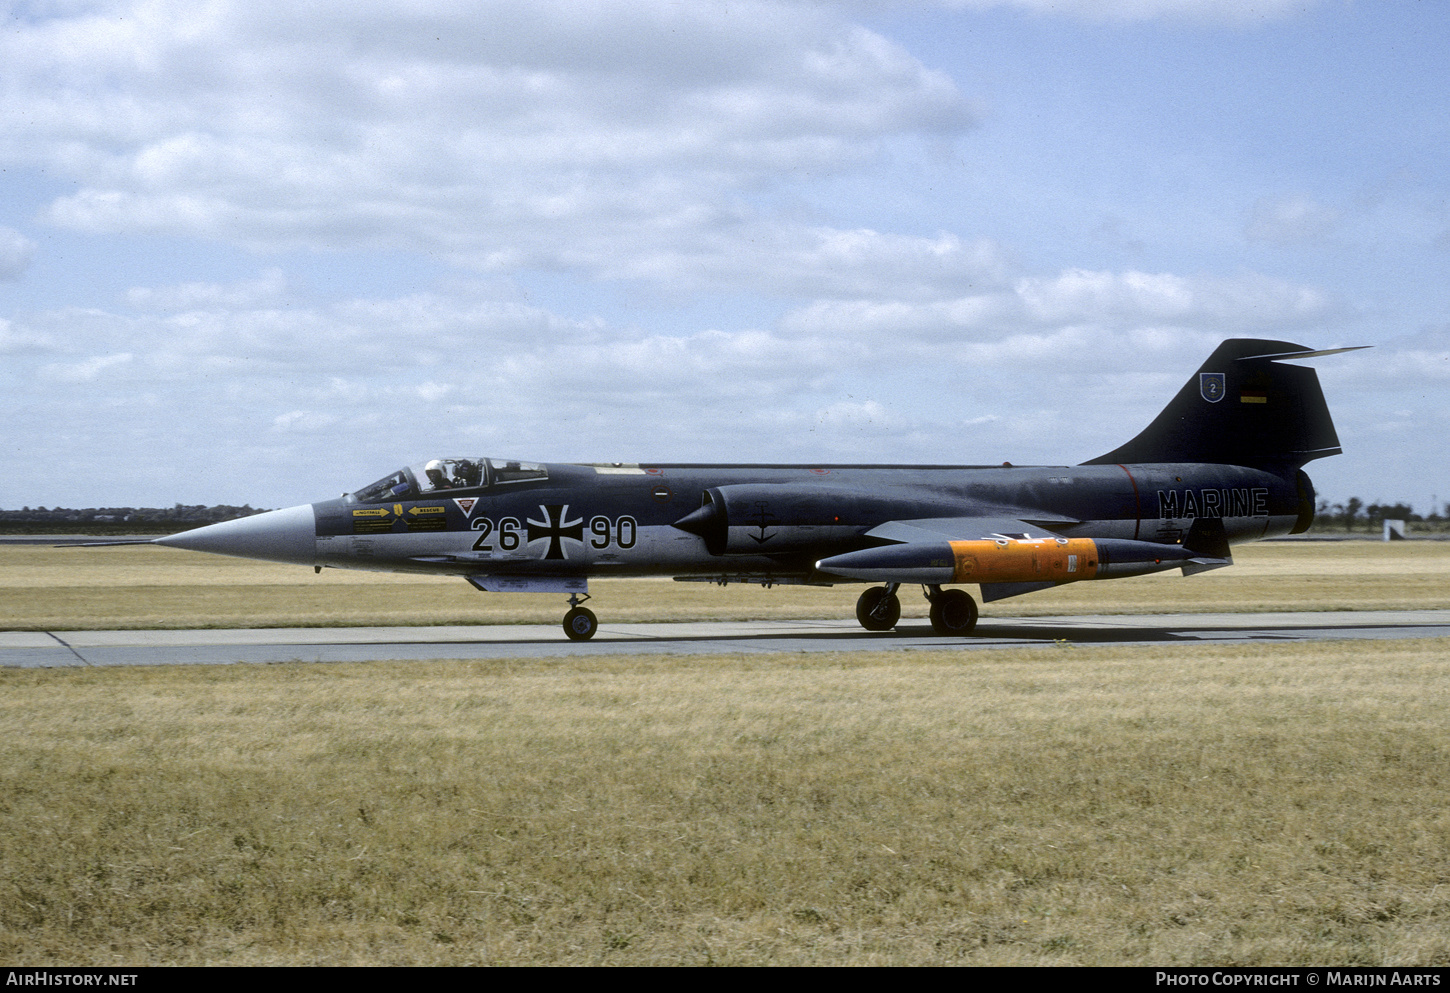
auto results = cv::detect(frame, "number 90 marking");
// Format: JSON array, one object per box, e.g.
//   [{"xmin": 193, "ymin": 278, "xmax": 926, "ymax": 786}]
[{"xmin": 589, "ymin": 515, "xmax": 637, "ymax": 550}]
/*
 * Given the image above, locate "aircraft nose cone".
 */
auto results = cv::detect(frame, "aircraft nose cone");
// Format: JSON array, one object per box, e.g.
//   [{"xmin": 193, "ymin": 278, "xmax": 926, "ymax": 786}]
[{"xmin": 154, "ymin": 503, "xmax": 317, "ymax": 565}]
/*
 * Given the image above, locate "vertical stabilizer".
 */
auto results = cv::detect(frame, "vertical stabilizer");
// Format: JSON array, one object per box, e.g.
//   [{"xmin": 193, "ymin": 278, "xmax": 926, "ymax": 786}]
[{"xmin": 1082, "ymin": 339, "xmax": 1362, "ymax": 469}]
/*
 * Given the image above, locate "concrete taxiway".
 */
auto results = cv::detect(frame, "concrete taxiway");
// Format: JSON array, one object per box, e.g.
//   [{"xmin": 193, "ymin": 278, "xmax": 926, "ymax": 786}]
[{"xmin": 4, "ymin": 609, "xmax": 1449, "ymax": 667}]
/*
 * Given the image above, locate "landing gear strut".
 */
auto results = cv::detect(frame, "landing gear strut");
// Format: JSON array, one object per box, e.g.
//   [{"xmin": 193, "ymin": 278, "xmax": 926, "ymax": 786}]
[
  {"xmin": 855, "ymin": 583, "xmax": 901, "ymax": 631},
  {"xmin": 562, "ymin": 592, "xmax": 597, "ymax": 641},
  {"xmin": 926, "ymin": 584, "xmax": 978, "ymax": 636}
]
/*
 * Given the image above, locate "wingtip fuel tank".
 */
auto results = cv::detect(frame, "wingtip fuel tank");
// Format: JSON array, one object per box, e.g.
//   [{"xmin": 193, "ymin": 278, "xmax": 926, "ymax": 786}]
[{"xmin": 815, "ymin": 536, "xmax": 1207, "ymax": 586}]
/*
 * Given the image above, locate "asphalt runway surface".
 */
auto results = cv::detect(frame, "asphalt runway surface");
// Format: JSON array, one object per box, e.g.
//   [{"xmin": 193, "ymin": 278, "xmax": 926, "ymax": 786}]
[{"xmin": 4, "ymin": 610, "xmax": 1450, "ymax": 667}]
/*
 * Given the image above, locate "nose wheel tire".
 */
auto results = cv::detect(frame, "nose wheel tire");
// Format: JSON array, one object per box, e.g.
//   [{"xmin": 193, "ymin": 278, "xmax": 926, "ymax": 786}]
[
  {"xmin": 855, "ymin": 586, "xmax": 901, "ymax": 631},
  {"xmin": 929, "ymin": 589, "xmax": 979, "ymax": 636},
  {"xmin": 563, "ymin": 606, "xmax": 598, "ymax": 641}
]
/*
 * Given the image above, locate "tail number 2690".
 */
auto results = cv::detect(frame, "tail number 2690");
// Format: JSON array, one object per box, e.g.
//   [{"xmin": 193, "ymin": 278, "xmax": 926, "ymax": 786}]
[{"xmin": 471, "ymin": 515, "xmax": 637, "ymax": 551}]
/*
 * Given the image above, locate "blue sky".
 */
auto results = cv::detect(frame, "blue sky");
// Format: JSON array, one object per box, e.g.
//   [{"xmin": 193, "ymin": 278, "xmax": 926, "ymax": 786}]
[{"xmin": 1, "ymin": 0, "xmax": 1446, "ymax": 513}]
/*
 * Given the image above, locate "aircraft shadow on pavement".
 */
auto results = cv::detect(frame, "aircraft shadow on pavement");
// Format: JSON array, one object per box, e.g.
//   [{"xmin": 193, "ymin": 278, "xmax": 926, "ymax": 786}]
[{"xmin": 441, "ymin": 618, "xmax": 1442, "ymax": 649}]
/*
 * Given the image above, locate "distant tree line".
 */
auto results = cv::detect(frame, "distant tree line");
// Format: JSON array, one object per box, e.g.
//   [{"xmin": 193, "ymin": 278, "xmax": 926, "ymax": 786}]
[
  {"xmin": 0, "ymin": 505, "xmax": 270, "ymax": 535},
  {"xmin": 1313, "ymin": 499, "xmax": 1447, "ymax": 533}
]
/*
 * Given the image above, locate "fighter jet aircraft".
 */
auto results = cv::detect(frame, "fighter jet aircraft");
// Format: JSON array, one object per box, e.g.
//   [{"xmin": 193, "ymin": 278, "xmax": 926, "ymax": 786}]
[{"xmin": 125, "ymin": 338, "xmax": 1362, "ymax": 640}]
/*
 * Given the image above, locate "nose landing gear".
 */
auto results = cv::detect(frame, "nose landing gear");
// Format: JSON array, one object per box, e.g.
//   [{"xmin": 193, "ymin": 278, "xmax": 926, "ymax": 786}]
[{"xmin": 562, "ymin": 592, "xmax": 597, "ymax": 641}]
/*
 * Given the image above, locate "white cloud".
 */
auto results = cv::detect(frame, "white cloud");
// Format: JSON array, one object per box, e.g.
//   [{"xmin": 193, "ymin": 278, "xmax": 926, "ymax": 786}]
[
  {"xmin": 0, "ymin": 227, "xmax": 36, "ymax": 280},
  {"xmin": 0, "ymin": 270, "xmax": 1436, "ymax": 508},
  {"xmin": 1331, "ymin": 328, "xmax": 1450, "ymax": 387},
  {"xmin": 1016, "ymin": 269, "xmax": 1332, "ymax": 327},
  {"xmin": 40, "ymin": 352, "xmax": 133, "ymax": 383},
  {"xmin": 272, "ymin": 410, "xmax": 341, "ymax": 434},
  {"xmin": 416, "ymin": 381, "xmax": 453, "ymax": 403},
  {"xmin": 810, "ymin": 399, "xmax": 893, "ymax": 429},
  {"xmin": 126, "ymin": 268, "xmax": 290, "ymax": 311},
  {"xmin": 935, "ymin": 0, "xmax": 1317, "ymax": 24},
  {"xmin": 3, "ymin": 0, "xmax": 973, "ymax": 298},
  {"xmin": 1245, "ymin": 195, "xmax": 1342, "ymax": 245},
  {"xmin": 0, "ymin": 1, "xmax": 1432, "ymax": 509},
  {"xmin": 0, "ymin": 317, "xmax": 58, "ymax": 355},
  {"xmin": 781, "ymin": 268, "xmax": 1338, "ymax": 346}
]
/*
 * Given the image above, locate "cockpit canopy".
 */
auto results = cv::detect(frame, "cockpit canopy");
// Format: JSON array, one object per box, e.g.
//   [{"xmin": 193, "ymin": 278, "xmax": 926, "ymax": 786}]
[{"xmin": 347, "ymin": 458, "xmax": 548, "ymax": 503}]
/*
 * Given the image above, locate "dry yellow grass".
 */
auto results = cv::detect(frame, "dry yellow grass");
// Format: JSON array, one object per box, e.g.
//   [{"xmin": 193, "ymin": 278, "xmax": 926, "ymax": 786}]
[
  {"xmin": 2, "ymin": 639, "xmax": 1449, "ymax": 965},
  {"xmin": 3, "ymin": 540, "xmax": 1449, "ymax": 630}
]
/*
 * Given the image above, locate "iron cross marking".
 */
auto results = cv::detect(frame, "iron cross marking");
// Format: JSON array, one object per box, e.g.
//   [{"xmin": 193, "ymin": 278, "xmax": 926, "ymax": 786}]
[{"xmin": 526, "ymin": 504, "xmax": 585, "ymax": 559}]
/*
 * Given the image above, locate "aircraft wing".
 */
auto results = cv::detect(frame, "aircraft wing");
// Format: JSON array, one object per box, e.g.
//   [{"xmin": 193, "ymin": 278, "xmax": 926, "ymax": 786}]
[{"xmin": 864, "ymin": 516, "xmax": 1070, "ymax": 545}]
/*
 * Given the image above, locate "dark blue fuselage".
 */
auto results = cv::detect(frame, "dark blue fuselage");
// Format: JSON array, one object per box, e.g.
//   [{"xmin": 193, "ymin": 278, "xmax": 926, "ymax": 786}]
[{"xmin": 308, "ymin": 460, "xmax": 1307, "ymax": 580}]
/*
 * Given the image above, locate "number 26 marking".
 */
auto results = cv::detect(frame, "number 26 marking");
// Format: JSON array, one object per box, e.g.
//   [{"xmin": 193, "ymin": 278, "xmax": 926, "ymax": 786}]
[{"xmin": 470, "ymin": 518, "xmax": 493, "ymax": 551}]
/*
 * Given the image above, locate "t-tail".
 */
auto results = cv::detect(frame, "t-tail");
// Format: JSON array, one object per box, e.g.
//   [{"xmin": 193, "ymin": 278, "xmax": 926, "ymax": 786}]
[{"xmin": 1082, "ymin": 338, "xmax": 1366, "ymax": 471}]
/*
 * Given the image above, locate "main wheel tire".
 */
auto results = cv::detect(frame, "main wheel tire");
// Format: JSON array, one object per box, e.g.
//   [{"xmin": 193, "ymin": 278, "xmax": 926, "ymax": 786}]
[
  {"xmin": 563, "ymin": 606, "xmax": 598, "ymax": 641},
  {"xmin": 929, "ymin": 589, "xmax": 978, "ymax": 636},
  {"xmin": 855, "ymin": 586, "xmax": 901, "ymax": 631}
]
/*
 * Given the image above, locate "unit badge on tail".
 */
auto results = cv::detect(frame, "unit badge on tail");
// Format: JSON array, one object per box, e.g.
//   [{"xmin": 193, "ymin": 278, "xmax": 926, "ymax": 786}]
[{"xmin": 1200, "ymin": 372, "xmax": 1226, "ymax": 403}]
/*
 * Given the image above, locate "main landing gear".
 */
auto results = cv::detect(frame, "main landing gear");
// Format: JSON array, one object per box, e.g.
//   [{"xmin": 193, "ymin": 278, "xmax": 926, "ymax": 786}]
[
  {"xmin": 562, "ymin": 592, "xmax": 597, "ymax": 641},
  {"xmin": 856, "ymin": 583, "xmax": 902, "ymax": 631},
  {"xmin": 852, "ymin": 583, "xmax": 980, "ymax": 636},
  {"xmin": 926, "ymin": 585, "xmax": 978, "ymax": 636}
]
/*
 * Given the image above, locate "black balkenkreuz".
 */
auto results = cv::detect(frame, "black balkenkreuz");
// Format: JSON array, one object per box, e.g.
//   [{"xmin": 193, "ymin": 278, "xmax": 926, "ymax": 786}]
[{"xmin": 526, "ymin": 504, "xmax": 585, "ymax": 560}]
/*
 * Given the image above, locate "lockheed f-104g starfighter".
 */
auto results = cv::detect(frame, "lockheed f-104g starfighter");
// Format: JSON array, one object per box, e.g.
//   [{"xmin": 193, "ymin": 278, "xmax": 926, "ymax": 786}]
[{"xmin": 116, "ymin": 338, "xmax": 1362, "ymax": 640}]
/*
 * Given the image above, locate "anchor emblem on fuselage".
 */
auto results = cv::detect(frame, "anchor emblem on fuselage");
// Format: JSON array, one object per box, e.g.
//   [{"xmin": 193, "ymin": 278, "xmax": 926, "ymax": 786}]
[{"xmin": 746, "ymin": 502, "xmax": 777, "ymax": 544}]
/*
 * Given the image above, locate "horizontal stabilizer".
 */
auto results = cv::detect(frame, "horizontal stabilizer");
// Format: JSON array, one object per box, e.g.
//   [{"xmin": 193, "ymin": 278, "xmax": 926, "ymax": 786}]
[{"xmin": 1236, "ymin": 345, "xmax": 1370, "ymax": 362}]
